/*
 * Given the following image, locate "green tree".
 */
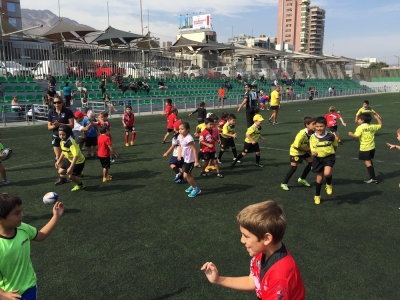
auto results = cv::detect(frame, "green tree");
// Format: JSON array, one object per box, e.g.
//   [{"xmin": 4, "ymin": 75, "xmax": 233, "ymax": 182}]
[{"xmin": 368, "ymin": 62, "xmax": 389, "ymax": 69}]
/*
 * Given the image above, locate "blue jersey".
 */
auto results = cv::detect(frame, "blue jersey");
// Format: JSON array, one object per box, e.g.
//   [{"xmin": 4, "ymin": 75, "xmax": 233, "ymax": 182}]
[{"xmin": 82, "ymin": 117, "xmax": 97, "ymax": 137}]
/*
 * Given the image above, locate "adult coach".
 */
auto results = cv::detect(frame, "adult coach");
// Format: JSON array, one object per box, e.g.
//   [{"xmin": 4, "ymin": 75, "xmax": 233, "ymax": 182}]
[
  {"xmin": 47, "ymin": 96, "xmax": 74, "ymax": 164},
  {"xmin": 269, "ymin": 85, "xmax": 281, "ymax": 125},
  {"xmin": 238, "ymin": 84, "xmax": 259, "ymax": 128}
]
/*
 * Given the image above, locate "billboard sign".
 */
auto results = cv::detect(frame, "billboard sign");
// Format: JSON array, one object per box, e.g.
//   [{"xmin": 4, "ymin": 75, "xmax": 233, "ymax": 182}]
[{"xmin": 179, "ymin": 14, "xmax": 211, "ymax": 31}]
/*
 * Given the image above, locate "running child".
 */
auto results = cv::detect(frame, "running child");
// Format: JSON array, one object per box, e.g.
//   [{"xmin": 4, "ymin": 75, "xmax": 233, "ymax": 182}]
[
  {"xmin": 177, "ymin": 122, "xmax": 201, "ymax": 197},
  {"xmin": 122, "ymin": 105, "xmax": 136, "ymax": 146},
  {"xmin": 161, "ymin": 98, "xmax": 174, "ymax": 118},
  {"xmin": 162, "ymin": 107, "xmax": 178, "ymax": 144},
  {"xmin": 309, "ymin": 117, "xmax": 338, "ymax": 205},
  {"xmin": 98, "ymin": 126, "xmax": 119, "ymax": 182},
  {"xmin": 205, "ymin": 114, "xmax": 220, "ymax": 172},
  {"xmin": 231, "ymin": 114, "xmax": 267, "ymax": 168},
  {"xmin": 0, "ymin": 133, "xmax": 10, "ymax": 184},
  {"xmin": 189, "ymin": 101, "xmax": 207, "ymax": 124},
  {"xmin": 218, "ymin": 114, "xmax": 239, "ymax": 164},
  {"xmin": 194, "ymin": 120, "xmax": 207, "ymax": 168},
  {"xmin": 325, "ymin": 106, "xmax": 346, "ymax": 143},
  {"xmin": 260, "ymin": 90, "xmax": 270, "ymax": 111},
  {"xmin": 218, "ymin": 112, "xmax": 229, "ymax": 136},
  {"xmin": 95, "ymin": 111, "xmax": 115, "ymax": 163},
  {"xmin": 280, "ymin": 117, "xmax": 316, "ymax": 191},
  {"xmin": 163, "ymin": 121, "xmax": 184, "ymax": 183},
  {"xmin": 386, "ymin": 128, "xmax": 400, "ymax": 188},
  {"xmin": 55, "ymin": 126, "xmax": 85, "ymax": 191},
  {"xmin": 199, "ymin": 118, "xmax": 224, "ymax": 178},
  {"xmin": 354, "ymin": 100, "xmax": 381, "ymax": 122},
  {"xmin": 348, "ymin": 113, "xmax": 382, "ymax": 184},
  {"xmin": 201, "ymin": 200, "xmax": 305, "ymax": 300},
  {"xmin": 0, "ymin": 193, "xmax": 65, "ymax": 300}
]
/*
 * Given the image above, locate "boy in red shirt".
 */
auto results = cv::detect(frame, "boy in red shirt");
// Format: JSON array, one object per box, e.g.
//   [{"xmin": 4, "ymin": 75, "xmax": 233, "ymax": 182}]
[
  {"xmin": 199, "ymin": 118, "xmax": 223, "ymax": 178},
  {"xmin": 161, "ymin": 98, "xmax": 174, "ymax": 118},
  {"xmin": 325, "ymin": 106, "xmax": 346, "ymax": 143},
  {"xmin": 201, "ymin": 200, "xmax": 305, "ymax": 300},
  {"xmin": 162, "ymin": 108, "xmax": 178, "ymax": 144},
  {"xmin": 218, "ymin": 86, "xmax": 225, "ymax": 108},
  {"xmin": 97, "ymin": 126, "xmax": 119, "ymax": 182},
  {"xmin": 122, "ymin": 105, "xmax": 136, "ymax": 146}
]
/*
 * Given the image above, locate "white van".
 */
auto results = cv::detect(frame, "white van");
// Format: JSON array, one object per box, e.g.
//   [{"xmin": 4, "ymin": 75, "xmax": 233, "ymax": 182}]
[
  {"xmin": 118, "ymin": 62, "xmax": 144, "ymax": 78},
  {"xmin": 32, "ymin": 60, "xmax": 68, "ymax": 80}
]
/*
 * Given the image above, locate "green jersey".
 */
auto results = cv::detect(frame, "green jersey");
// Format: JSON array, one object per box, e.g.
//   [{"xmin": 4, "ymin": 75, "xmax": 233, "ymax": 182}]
[{"xmin": 0, "ymin": 222, "xmax": 38, "ymax": 294}]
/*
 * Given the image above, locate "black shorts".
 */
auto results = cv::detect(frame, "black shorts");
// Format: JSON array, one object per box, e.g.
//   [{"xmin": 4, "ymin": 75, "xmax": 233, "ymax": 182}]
[
  {"xmin": 328, "ymin": 126, "xmax": 338, "ymax": 133},
  {"xmin": 197, "ymin": 118, "xmax": 204, "ymax": 124},
  {"xmin": 243, "ymin": 142, "xmax": 260, "ymax": 154},
  {"xmin": 312, "ymin": 154, "xmax": 335, "ymax": 173},
  {"xmin": 85, "ymin": 136, "xmax": 98, "ymax": 147},
  {"xmin": 290, "ymin": 153, "xmax": 311, "ymax": 163},
  {"xmin": 183, "ymin": 162, "xmax": 194, "ymax": 174},
  {"xmin": 98, "ymin": 157, "xmax": 110, "ymax": 169},
  {"xmin": 61, "ymin": 161, "xmax": 85, "ymax": 176},
  {"xmin": 169, "ymin": 156, "xmax": 184, "ymax": 168},
  {"xmin": 202, "ymin": 152, "xmax": 216, "ymax": 160},
  {"xmin": 359, "ymin": 149, "xmax": 375, "ymax": 161},
  {"xmin": 220, "ymin": 137, "xmax": 236, "ymax": 150},
  {"xmin": 52, "ymin": 135, "xmax": 61, "ymax": 147},
  {"xmin": 167, "ymin": 128, "xmax": 174, "ymax": 133},
  {"xmin": 270, "ymin": 105, "xmax": 279, "ymax": 110},
  {"xmin": 125, "ymin": 126, "xmax": 135, "ymax": 132}
]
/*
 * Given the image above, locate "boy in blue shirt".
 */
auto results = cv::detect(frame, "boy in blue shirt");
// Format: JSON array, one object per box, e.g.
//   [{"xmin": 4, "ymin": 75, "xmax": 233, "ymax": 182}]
[
  {"xmin": 82, "ymin": 112, "xmax": 98, "ymax": 158},
  {"xmin": 0, "ymin": 193, "xmax": 65, "ymax": 300}
]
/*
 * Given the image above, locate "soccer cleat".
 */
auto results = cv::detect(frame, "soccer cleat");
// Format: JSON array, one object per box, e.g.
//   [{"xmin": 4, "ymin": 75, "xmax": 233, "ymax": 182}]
[
  {"xmin": 255, "ymin": 163, "xmax": 264, "ymax": 168},
  {"xmin": 217, "ymin": 173, "xmax": 224, "ymax": 178},
  {"xmin": 185, "ymin": 186, "xmax": 194, "ymax": 193},
  {"xmin": 204, "ymin": 166, "xmax": 211, "ymax": 173},
  {"xmin": 325, "ymin": 184, "xmax": 333, "ymax": 195},
  {"xmin": 364, "ymin": 179, "xmax": 378, "ymax": 184},
  {"xmin": 188, "ymin": 187, "xmax": 201, "ymax": 197},
  {"xmin": 125, "ymin": 143, "xmax": 129, "ymax": 147},
  {"xmin": 110, "ymin": 158, "xmax": 115, "ymax": 163},
  {"xmin": 298, "ymin": 178, "xmax": 310, "ymax": 187},
  {"xmin": 55, "ymin": 177, "xmax": 67, "ymax": 186},
  {"xmin": 280, "ymin": 183, "xmax": 289, "ymax": 191},
  {"xmin": 130, "ymin": 141, "xmax": 134, "ymax": 146},
  {"xmin": 233, "ymin": 158, "xmax": 241, "ymax": 164},
  {"xmin": 201, "ymin": 172, "xmax": 209, "ymax": 177},
  {"xmin": 273, "ymin": 122, "xmax": 279, "ymax": 125},
  {"xmin": 2, "ymin": 179, "xmax": 10, "ymax": 185},
  {"xmin": 103, "ymin": 177, "xmax": 112, "ymax": 183},
  {"xmin": 71, "ymin": 183, "xmax": 85, "ymax": 191},
  {"xmin": 107, "ymin": 174, "xmax": 113, "ymax": 179},
  {"xmin": 268, "ymin": 118, "xmax": 273, "ymax": 123},
  {"xmin": 217, "ymin": 159, "xmax": 222, "ymax": 164},
  {"xmin": 314, "ymin": 196, "xmax": 321, "ymax": 205}
]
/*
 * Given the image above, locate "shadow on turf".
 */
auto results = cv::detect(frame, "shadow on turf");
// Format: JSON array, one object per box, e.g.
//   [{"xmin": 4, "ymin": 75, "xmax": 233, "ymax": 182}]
[
  {"xmin": 23, "ymin": 208, "xmax": 81, "ymax": 223},
  {"xmin": 149, "ymin": 287, "xmax": 189, "ymax": 300},
  {"xmin": 83, "ymin": 184, "xmax": 146, "ymax": 193},
  {"xmin": 199, "ymin": 183, "xmax": 254, "ymax": 195},
  {"xmin": 325, "ymin": 190, "xmax": 383, "ymax": 205}
]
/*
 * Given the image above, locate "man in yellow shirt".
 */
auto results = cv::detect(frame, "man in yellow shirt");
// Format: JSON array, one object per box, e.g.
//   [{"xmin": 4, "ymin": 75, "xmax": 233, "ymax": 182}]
[{"xmin": 268, "ymin": 85, "xmax": 281, "ymax": 125}]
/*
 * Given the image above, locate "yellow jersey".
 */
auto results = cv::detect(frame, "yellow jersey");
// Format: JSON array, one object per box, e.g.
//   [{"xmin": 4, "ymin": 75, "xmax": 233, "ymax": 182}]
[
  {"xmin": 355, "ymin": 107, "xmax": 376, "ymax": 116},
  {"xmin": 354, "ymin": 123, "xmax": 381, "ymax": 151},
  {"xmin": 270, "ymin": 90, "xmax": 280, "ymax": 106},
  {"xmin": 197, "ymin": 123, "xmax": 206, "ymax": 134},
  {"xmin": 245, "ymin": 124, "xmax": 262, "ymax": 143},
  {"xmin": 309, "ymin": 131, "xmax": 338, "ymax": 157},
  {"xmin": 221, "ymin": 123, "xmax": 236, "ymax": 139},
  {"xmin": 60, "ymin": 138, "xmax": 85, "ymax": 164},
  {"xmin": 290, "ymin": 129, "xmax": 312, "ymax": 156}
]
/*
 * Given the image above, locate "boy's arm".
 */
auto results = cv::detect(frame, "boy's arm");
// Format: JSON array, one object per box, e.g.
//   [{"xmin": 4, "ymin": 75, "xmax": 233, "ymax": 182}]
[
  {"xmin": 108, "ymin": 144, "xmax": 119, "ymax": 158},
  {"xmin": 122, "ymin": 117, "xmax": 126, "ymax": 127},
  {"xmin": 163, "ymin": 144, "xmax": 175, "ymax": 157},
  {"xmin": 339, "ymin": 117, "xmax": 346, "ymax": 126},
  {"xmin": 34, "ymin": 202, "xmax": 65, "ymax": 242},
  {"xmin": 374, "ymin": 114, "xmax": 382, "ymax": 126},
  {"xmin": 55, "ymin": 153, "xmax": 65, "ymax": 168},
  {"xmin": 387, "ymin": 143, "xmax": 400, "ymax": 150},
  {"xmin": 259, "ymin": 135, "xmax": 267, "ymax": 142},
  {"xmin": 66, "ymin": 156, "xmax": 79, "ymax": 174},
  {"xmin": 348, "ymin": 132, "xmax": 358, "ymax": 138}
]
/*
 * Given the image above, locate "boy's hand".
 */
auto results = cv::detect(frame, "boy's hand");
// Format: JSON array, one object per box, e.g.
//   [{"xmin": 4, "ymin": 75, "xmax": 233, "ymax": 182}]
[
  {"xmin": 312, "ymin": 151, "xmax": 318, "ymax": 156},
  {"xmin": 0, "ymin": 290, "xmax": 21, "ymax": 299},
  {"xmin": 261, "ymin": 137, "xmax": 267, "ymax": 142},
  {"xmin": 163, "ymin": 152, "xmax": 168, "ymax": 157},
  {"xmin": 66, "ymin": 167, "xmax": 73, "ymax": 175},
  {"xmin": 53, "ymin": 201, "xmax": 65, "ymax": 218},
  {"xmin": 232, "ymin": 133, "xmax": 237, "ymax": 139},
  {"xmin": 194, "ymin": 161, "xmax": 199, "ymax": 167},
  {"xmin": 387, "ymin": 143, "xmax": 396, "ymax": 149},
  {"xmin": 342, "ymin": 123, "xmax": 347, "ymax": 127},
  {"xmin": 55, "ymin": 161, "xmax": 60, "ymax": 169},
  {"xmin": 251, "ymin": 140, "xmax": 256, "ymax": 145},
  {"xmin": 201, "ymin": 262, "xmax": 219, "ymax": 284}
]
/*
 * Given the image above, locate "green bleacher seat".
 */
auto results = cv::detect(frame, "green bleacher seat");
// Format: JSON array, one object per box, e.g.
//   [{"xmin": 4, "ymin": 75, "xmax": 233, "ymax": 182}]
[
  {"xmin": 33, "ymin": 86, "xmax": 42, "ymax": 92},
  {"xmin": 7, "ymin": 77, "xmax": 17, "ymax": 83},
  {"xmin": 4, "ymin": 86, "xmax": 13, "ymax": 93},
  {"xmin": 24, "ymin": 86, "xmax": 34, "ymax": 92},
  {"xmin": 95, "ymin": 93, "xmax": 103, "ymax": 99},
  {"xmin": 25, "ymin": 95, "xmax": 35, "ymax": 102},
  {"xmin": 26, "ymin": 77, "xmax": 35, "ymax": 83},
  {"xmin": 14, "ymin": 86, "xmax": 23, "ymax": 93},
  {"xmin": 16, "ymin": 95, "xmax": 25, "ymax": 102},
  {"xmin": 0, "ymin": 77, "xmax": 7, "ymax": 83},
  {"xmin": 35, "ymin": 95, "xmax": 43, "ymax": 102},
  {"xmin": 17, "ymin": 77, "xmax": 26, "ymax": 83},
  {"xmin": 4, "ymin": 95, "xmax": 13, "ymax": 102}
]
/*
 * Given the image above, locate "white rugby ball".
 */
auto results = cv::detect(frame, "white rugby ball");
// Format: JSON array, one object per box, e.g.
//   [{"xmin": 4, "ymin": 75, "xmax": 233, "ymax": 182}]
[
  {"xmin": 43, "ymin": 192, "xmax": 59, "ymax": 205},
  {"xmin": 1, "ymin": 148, "xmax": 12, "ymax": 161}
]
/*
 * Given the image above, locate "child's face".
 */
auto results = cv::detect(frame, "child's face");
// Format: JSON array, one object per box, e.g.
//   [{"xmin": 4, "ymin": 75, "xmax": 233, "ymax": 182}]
[
  {"xmin": 254, "ymin": 120, "xmax": 262, "ymax": 127},
  {"xmin": 205, "ymin": 122, "xmax": 214, "ymax": 130},
  {"xmin": 315, "ymin": 122, "xmax": 326, "ymax": 134},
  {"xmin": 306, "ymin": 121, "xmax": 316, "ymax": 132},
  {"xmin": 126, "ymin": 108, "xmax": 132, "ymax": 114},
  {"xmin": 228, "ymin": 119, "xmax": 236, "ymax": 126},
  {"xmin": 1, "ymin": 204, "xmax": 23, "ymax": 228},
  {"xmin": 58, "ymin": 131, "xmax": 67, "ymax": 141},
  {"xmin": 239, "ymin": 226, "xmax": 267, "ymax": 257},
  {"xmin": 357, "ymin": 118, "xmax": 364, "ymax": 125},
  {"xmin": 363, "ymin": 102, "xmax": 368, "ymax": 108},
  {"xmin": 179, "ymin": 125, "xmax": 189, "ymax": 136},
  {"xmin": 100, "ymin": 115, "xmax": 108, "ymax": 121}
]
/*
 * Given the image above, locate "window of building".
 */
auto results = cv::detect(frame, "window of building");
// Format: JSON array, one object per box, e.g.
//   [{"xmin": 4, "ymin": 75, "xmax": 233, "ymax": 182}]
[
  {"xmin": 285, "ymin": 29, "xmax": 291, "ymax": 32},
  {"xmin": 286, "ymin": 8, "xmax": 292, "ymax": 11},
  {"xmin": 285, "ymin": 34, "xmax": 291, "ymax": 37},
  {"xmin": 286, "ymin": 14, "xmax": 292, "ymax": 17},
  {"xmin": 7, "ymin": 2, "xmax": 16, "ymax": 12},
  {"xmin": 285, "ymin": 39, "xmax": 291, "ymax": 42},
  {"xmin": 286, "ymin": 24, "xmax": 292, "ymax": 27},
  {"xmin": 8, "ymin": 18, "xmax": 17, "ymax": 27},
  {"xmin": 287, "ymin": 3, "xmax": 292, "ymax": 6},
  {"xmin": 286, "ymin": 19, "xmax": 292, "ymax": 22}
]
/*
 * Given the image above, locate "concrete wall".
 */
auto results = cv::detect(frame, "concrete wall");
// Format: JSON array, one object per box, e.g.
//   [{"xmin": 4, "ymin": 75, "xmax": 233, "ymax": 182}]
[{"xmin": 359, "ymin": 81, "xmax": 399, "ymax": 92}]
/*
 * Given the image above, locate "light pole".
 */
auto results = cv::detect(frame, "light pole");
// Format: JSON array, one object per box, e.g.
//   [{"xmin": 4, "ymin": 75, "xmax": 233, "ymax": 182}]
[{"xmin": 395, "ymin": 55, "xmax": 400, "ymax": 67}]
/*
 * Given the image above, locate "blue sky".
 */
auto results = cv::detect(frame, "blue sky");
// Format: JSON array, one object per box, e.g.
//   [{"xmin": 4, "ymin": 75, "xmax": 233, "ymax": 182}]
[{"xmin": 21, "ymin": 0, "xmax": 400, "ymax": 65}]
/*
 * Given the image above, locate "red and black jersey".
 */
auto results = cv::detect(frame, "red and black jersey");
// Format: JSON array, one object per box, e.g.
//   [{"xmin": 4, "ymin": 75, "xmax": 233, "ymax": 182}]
[
  {"xmin": 250, "ymin": 244, "xmax": 305, "ymax": 300},
  {"xmin": 325, "ymin": 113, "xmax": 341, "ymax": 127},
  {"xmin": 123, "ymin": 113, "xmax": 135, "ymax": 127},
  {"xmin": 97, "ymin": 120, "xmax": 111, "ymax": 130},
  {"xmin": 199, "ymin": 128, "xmax": 218, "ymax": 153},
  {"xmin": 218, "ymin": 119, "xmax": 227, "ymax": 134}
]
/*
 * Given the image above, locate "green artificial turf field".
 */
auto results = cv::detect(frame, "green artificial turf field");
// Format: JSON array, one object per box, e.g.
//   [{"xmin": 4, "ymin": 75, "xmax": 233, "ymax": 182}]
[{"xmin": 1, "ymin": 93, "xmax": 399, "ymax": 299}]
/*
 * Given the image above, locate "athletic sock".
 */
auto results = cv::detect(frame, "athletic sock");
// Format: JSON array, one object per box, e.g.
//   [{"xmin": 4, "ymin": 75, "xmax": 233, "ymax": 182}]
[
  {"xmin": 232, "ymin": 148, "xmax": 237, "ymax": 158},
  {"xmin": 132, "ymin": 132, "xmax": 136, "ymax": 142},
  {"xmin": 78, "ymin": 182, "xmax": 83, "ymax": 186},
  {"xmin": 326, "ymin": 176, "xmax": 332, "ymax": 185},
  {"xmin": 172, "ymin": 167, "xmax": 180, "ymax": 174},
  {"xmin": 367, "ymin": 166, "xmax": 376, "ymax": 180},
  {"xmin": 256, "ymin": 155, "xmax": 260, "ymax": 164},
  {"xmin": 125, "ymin": 135, "xmax": 129, "ymax": 143},
  {"xmin": 315, "ymin": 182, "xmax": 322, "ymax": 196},
  {"xmin": 300, "ymin": 163, "xmax": 312, "ymax": 179},
  {"xmin": 218, "ymin": 151, "xmax": 224, "ymax": 160},
  {"xmin": 283, "ymin": 166, "xmax": 297, "ymax": 184}
]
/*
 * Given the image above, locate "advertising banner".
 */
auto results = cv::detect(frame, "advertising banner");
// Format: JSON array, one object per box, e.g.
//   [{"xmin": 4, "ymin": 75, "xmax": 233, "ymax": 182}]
[{"xmin": 179, "ymin": 14, "xmax": 211, "ymax": 31}]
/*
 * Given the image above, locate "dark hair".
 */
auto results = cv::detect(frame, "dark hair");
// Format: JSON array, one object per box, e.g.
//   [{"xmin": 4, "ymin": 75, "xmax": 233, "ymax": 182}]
[
  {"xmin": 363, "ymin": 100, "xmax": 370, "ymax": 105},
  {"xmin": 65, "ymin": 82, "xmax": 69, "ymax": 86},
  {"xmin": 179, "ymin": 122, "xmax": 190, "ymax": 130},
  {"xmin": 166, "ymin": 99, "xmax": 172, "ymax": 105},
  {"xmin": 205, "ymin": 118, "xmax": 214, "ymax": 124},
  {"xmin": 99, "ymin": 126, "xmax": 109, "ymax": 134},
  {"xmin": 171, "ymin": 108, "xmax": 178, "ymax": 114},
  {"xmin": 199, "ymin": 102, "xmax": 205, "ymax": 107},
  {"xmin": 315, "ymin": 116, "xmax": 327, "ymax": 126},
  {"xmin": 245, "ymin": 83, "xmax": 251, "ymax": 89},
  {"xmin": 221, "ymin": 112, "xmax": 229, "ymax": 120},
  {"xmin": 303, "ymin": 116, "xmax": 316, "ymax": 126},
  {"xmin": 126, "ymin": 105, "xmax": 132, "ymax": 110},
  {"xmin": 0, "ymin": 193, "xmax": 22, "ymax": 219},
  {"xmin": 357, "ymin": 113, "xmax": 372, "ymax": 123},
  {"xmin": 228, "ymin": 113, "xmax": 237, "ymax": 120}
]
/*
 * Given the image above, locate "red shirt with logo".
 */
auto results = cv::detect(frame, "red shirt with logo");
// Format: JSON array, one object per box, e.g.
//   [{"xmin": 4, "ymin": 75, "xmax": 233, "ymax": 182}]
[
  {"xmin": 325, "ymin": 113, "xmax": 341, "ymax": 127},
  {"xmin": 165, "ymin": 105, "xmax": 174, "ymax": 118},
  {"xmin": 123, "ymin": 113, "xmax": 135, "ymax": 127},
  {"xmin": 97, "ymin": 134, "xmax": 111, "ymax": 158},
  {"xmin": 167, "ymin": 113, "xmax": 177, "ymax": 130},
  {"xmin": 97, "ymin": 119, "xmax": 111, "ymax": 130},
  {"xmin": 199, "ymin": 128, "xmax": 217, "ymax": 152},
  {"xmin": 218, "ymin": 119, "xmax": 227, "ymax": 134}
]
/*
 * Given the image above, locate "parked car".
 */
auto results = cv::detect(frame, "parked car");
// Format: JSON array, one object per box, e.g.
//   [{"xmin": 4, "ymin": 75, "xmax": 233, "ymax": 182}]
[
  {"xmin": 183, "ymin": 65, "xmax": 201, "ymax": 79},
  {"xmin": 144, "ymin": 67, "xmax": 164, "ymax": 78},
  {"xmin": 159, "ymin": 66, "xmax": 180, "ymax": 78},
  {"xmin": 118, "ymin": 62, "xmax": 144, "ymax": 78},
  {"xmin": 1, "ymin": 61, "xmax": 32, "ymax": 77},
  {"xmin": 94, "ymin": 63, "xmax": 125, "ymax": 78},
  {"xmin": 32, "ymin": 60, "xmax": 68, "ymax": 80},
  {"xmin": 211, "ymin": 66, "xmax": 234, "ymax": 79},
  {"xmin": 253, "ymin": 68, "xmax": 269, "ymax": 79},
  {"xmin": 68, "ymin": 61, "xmax": 95, "ymax": 77}
]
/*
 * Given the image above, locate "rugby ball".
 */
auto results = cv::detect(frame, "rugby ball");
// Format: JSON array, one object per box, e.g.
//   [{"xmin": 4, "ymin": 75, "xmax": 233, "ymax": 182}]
[
  {"xmin": 0, "ymin": 148, "xmax": 12, "ymax": 161},
  {"xmin": 43, "ymin": 192, "xmax": 59, "ymax": 205}
]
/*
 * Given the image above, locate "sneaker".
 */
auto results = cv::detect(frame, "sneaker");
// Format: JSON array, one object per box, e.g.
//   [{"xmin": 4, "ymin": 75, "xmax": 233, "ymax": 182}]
[
  {"xmin": 103, "ymin": 177, "xmax": 112, "ymax": 182},
  {"xmin": 2, "ymin": 179, "xmax": 10, "ymax": 185},
  {"xmin": 107, "ymin": 174, "xmax": 113, "ymax": 179},
  {"xmin": 255, "ymin": 163, "xmax": 264, "ymax": 168},
  {"xmin": 233, "ymin": 158, "xmax": 241, "ymax": 164},
  {"xmin": 217, "ymin": 173, "xmax": 224, "ymax": 178},
  {"xmin": 273, "ymin": 122, "xmax": 279, "ymax": 125},
  {"xmin": 201, "ymin": 172, "xmax": 209, "ymax": 177},
  {"xmin": 364, "ymin": 179, "xmax": 378, "ymax": 184},
  {"xmin": 314, "ymin": 196, "xmax": 321, "ymax": 205},
  {"xmin": 86, "ymin": 153, "xmax": 92, "ymax": 158},
  {"xmin": 125, "ymin": 143, "xmax": 129, "ymax": 147},
  {"xmin": 185, "ymin": 186, "xmax": 194, "ymax": 193},
  {"xmin": 325, "ymin": 184, "xmax": 333, "ymax": 195},
  {"xmin": 110, "ymin": 158, "xmax": 115, "ymax": 163},
  {"xmin": 55, "ymin": 177, "xmax": 67, "ymax": 186},
  {"xmin": 188, "ymin": 187, "xmax": 201, "ymax": 198},
  {"xmin": 217, "ymin": 159, "xmax": 222, "ymax": 164},
  {"xmin": 298, "ymin": 178, "xmax": 310, "ymax": 187},
  {"xmin": 268, "ymin": 118, "xmax": 273, "ymax": 123},
  {"xmin": 266, "ymin": 108, "xmax": 270, "ymax": 110},
  {"xmin": 130, "ymin": 141, "xmax": 134, "ymax": 146},
  {"xmin": 71, "ymin": 183, "xmax": 85, "ymax": 191},
  {"xmin": 174, "ymin": 172, "xmax": 182, "ymax": 182},
  {"xmin": 280, "ymin": 183, "xmax": 289, "ymax": 191}
]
